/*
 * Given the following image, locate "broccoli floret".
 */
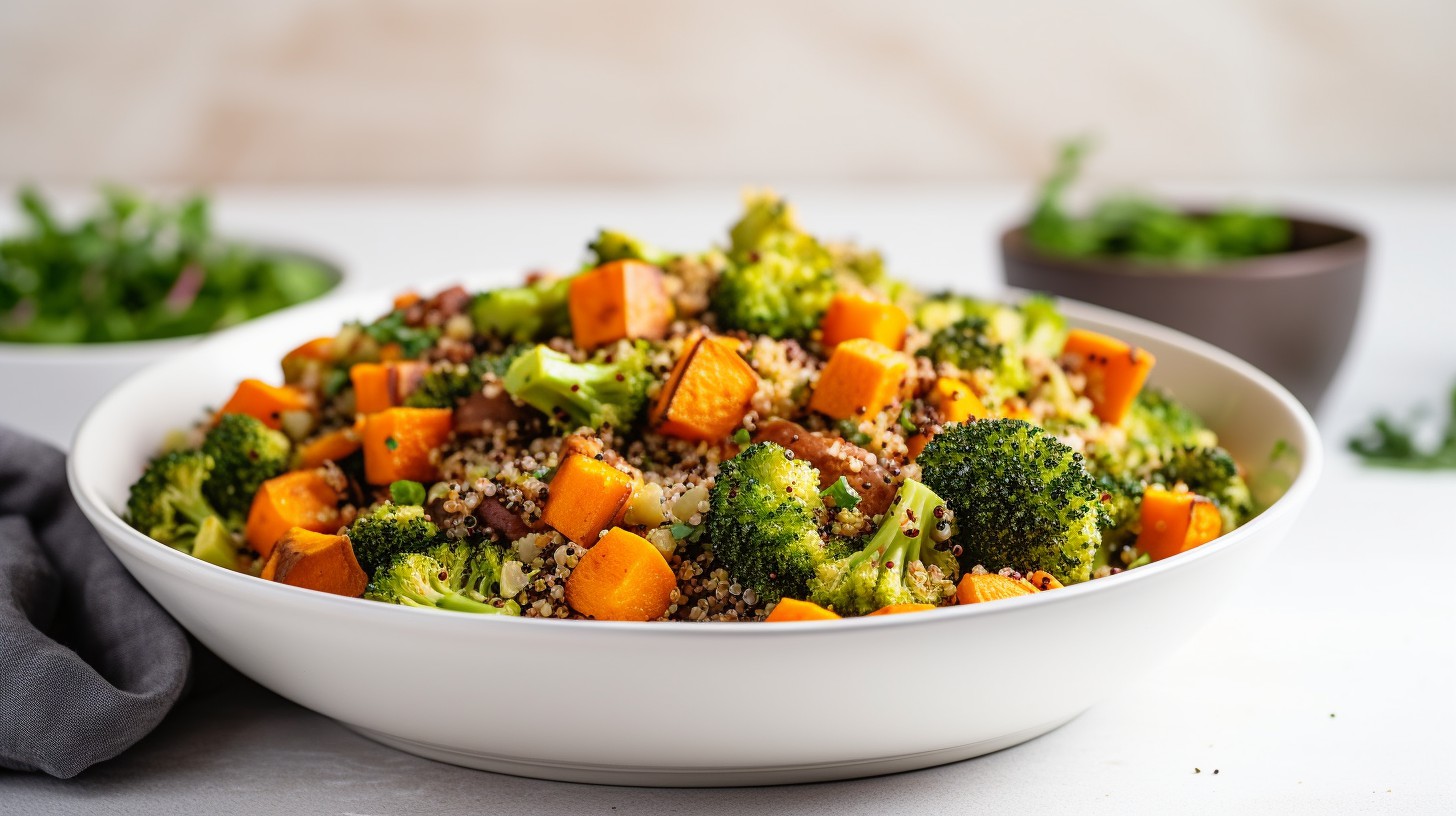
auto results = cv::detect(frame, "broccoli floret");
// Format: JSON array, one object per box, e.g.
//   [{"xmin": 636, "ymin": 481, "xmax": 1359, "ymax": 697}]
[
  {"xmin": 918, "ymin": 419, "xmax": 1107, "ymax": 584},
  {"xmin": 1019, "ymin": 293, "xmax": 1069, "ymax": 358},
  {"xmin": 1152, "ymin": 445, "xmax": 1254, "ymax": 532},
  {"xmin": 470, "ymin": 276, "xmax": 572, "ymax": 343},
  {"xmin": 587, "ymin": 228, "xmax": 671, "ymax": 266},
  {"xmin": 365, "ymin": 542, "xmax": 521, "ymax": 615},
  {"xmin": 711, "ymin": 250, "xmax": 836, "ymax": 339},
  {"xmin": 403, "ymin": 362, "xmax": 481, "ymax": 409},
  {"xmin": 1127, "ymin": 388, "xmax": 1218, "ymax": 451},
  {"xmin": 808, "ymin": 479, "xmax": 958, "ymax": 615},
  {"xmin": 1094, "ymin": 472, "xmax": 1145, "ymax": 553},
  {"xmin": 189, "ymin": 514, "xmax": 241, "ymax": 570},
  {"xmin": 126, "ymin": 450, "xmax": 225, "ymax": 548},
  {"xmin": 918, "ymin": 317, "xmax": 1028, "ymax": 394},
  {"xmin": 501, "ymin": 343, "xmax": 653, "ymax": 432},
  {"xmin": 707, "ymin": 442, "xmax": 842, "ymax": 603},
  {"xmin": 348, "ymin": 503, "xmax": 442, "ymax": 575},
  {"xmin": 200, "ymin": 413, "xmax": 291, "ymax": 519}
]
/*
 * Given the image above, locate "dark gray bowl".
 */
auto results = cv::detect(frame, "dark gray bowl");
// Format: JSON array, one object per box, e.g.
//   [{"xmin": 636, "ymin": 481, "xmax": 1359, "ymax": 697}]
[{"xmin": 1001, "ymin": 214, "xmax": 1367, "ymax": 412}]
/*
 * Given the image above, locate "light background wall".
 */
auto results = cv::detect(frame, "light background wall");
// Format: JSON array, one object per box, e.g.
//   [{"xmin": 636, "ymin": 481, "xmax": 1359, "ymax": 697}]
[{"xmin": 0, "ymin": 0, "xmax": 1451, "ymax": 186}]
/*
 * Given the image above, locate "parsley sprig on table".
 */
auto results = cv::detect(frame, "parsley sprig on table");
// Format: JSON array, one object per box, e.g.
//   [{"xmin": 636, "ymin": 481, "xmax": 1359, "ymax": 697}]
[
  {"xmin": 0, "ymin": 186, "xmax": 336, "ymax": 344},
  {"xmin": 1348, "ymin": 384, "xmax": 1456, "ymax": 470},
  {"xmin": 1027, "ymin": 140, "xmax": 1291, "ymax": 265}
]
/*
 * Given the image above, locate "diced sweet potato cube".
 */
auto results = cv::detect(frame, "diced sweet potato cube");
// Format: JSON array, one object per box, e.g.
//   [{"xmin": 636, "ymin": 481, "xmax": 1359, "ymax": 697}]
[
  {"xmin": 266, "ymin": 528, "xmax": 368, "ymax": 597},
  {"xmin": 1136, "ymin": 485, "xmax": 1223, "ymax": 561},
  {"xmin": 296, "ymin": 418, "xmax": 366, "ymax": 469},
  {"xmin": 350, "ymin": 361, "xmax": 428, "ymax": 415},
  {"xmin": 866, "ymin": 602, "xmax": 937, "ymax": 616},
  {"xmin": 906, "ymin": 433, "xmax": 931, "ymax": 461},
  {"xmin": 956, "ymin": 573, "xmax": 1038, "ymax": 605},
  {"xmin": 541, "ymin": 454, "xmax": 635, "ymax": 546},
  {"xmin": 820, "ymin": 293, "xmax": 909, "ymax": 350},
  {"xmin": 244, "ymin": 470, "xmax": 341, "ymax": 558},
  {"xmin": 809, "ymin": 338, "xmax": 909, "ymax": 420},
  {"xmin": 765, "ymin": 598, "xmax": 842, "ymax": 622},
  {"xmin": 218, "ymin": 379, "xmax": 311, "ymax": 430},
  {"xmin": 930, "ymin": 376, "xmax": 988, "ymax": 423},
  {"xmin": 651, "ymin": 333, "xmax": 759, "ymax": 441},
  {"xmin": 1062, "ymin": 328, "xmax": 1156, "ymax": 425},
  {"xmin": 564, "ymin": 527, "xmax": 676, "ymax": 621},
  {"xmin": 362, "ymin": 407, "xmax": 453, "ymax": 484},
  {"xmin": 568, "ymin": 260, "xmax": 674, "ymax": 350}
]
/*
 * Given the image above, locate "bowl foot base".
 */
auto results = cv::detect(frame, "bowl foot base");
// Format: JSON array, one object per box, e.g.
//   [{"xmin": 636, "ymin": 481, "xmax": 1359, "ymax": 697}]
[{"xmin": 344, "ymin": 715, "xmax": 1078, "ymax": 787}]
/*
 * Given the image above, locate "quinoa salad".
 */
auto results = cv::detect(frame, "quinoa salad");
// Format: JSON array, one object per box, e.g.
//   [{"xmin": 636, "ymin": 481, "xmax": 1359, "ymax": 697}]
[{"xmin": 124, "ymin": 192, "xmax": 1257, "ymax": 623}]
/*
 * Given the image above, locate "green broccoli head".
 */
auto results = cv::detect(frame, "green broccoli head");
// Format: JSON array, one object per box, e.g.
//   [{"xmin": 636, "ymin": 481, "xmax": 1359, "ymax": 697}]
[
  {"xmin": 711, "ymin": 250, "xmax": 836, "ymax": 339},
  {"xmin": 1127, "ymin": 388, "xmax": 1218, "ymax": 451},
  {"xmin": 189, "ymin": 514, "xmax": 241, "ymax": 570},
  {"xmin": 470, "ymin": 276, "xmax": 572, "ymax": 343},
  {"xmin": 918, "ymin": 419, "xmax": 1107, "ymax": 584},
  {"xmin": 364, "ymin": 542, "xmax": 521, "ymax": 615},
  {"xmin": 348, "ymin": 503, "xmax": 442, "ymax": 576},
  {"xmin": 501, "ymin": 343, "xmax": 653, "ymax": 433},
  {"xmin": 126, "ymin": 450, "xmax": 223, "ymax": 548},
  {"xmin": 1018, "ymin": 294, "xmax": 1069, "ymax": 358},
  {"xmin": 587, "ymin": 228, "xmax": 671, "ymax": 267},
  {"xmin": 1093, "ymin": 472, "xmax": 1145, "ymax": 556},
  {"xmin": 200, "ymin": 413, "xmax": 291, "ymax": 519},
  {"xmin": 808, "ymin": 478, "xmax": 958, "ymax": 616},
  {"xmin": 918, "ymin": 316, "xmax": 1031, "ymax": 400},
  {"xmin": 707, "ymin": 442, "xmax": 840, "ymax": 603},
  {"xmin": 1152, "ymin": 445, "xmax": 1254, "ymax": 532},
  {"xmin": 403, "ymin": 362, "xmax": 481, "ymax": 409}
]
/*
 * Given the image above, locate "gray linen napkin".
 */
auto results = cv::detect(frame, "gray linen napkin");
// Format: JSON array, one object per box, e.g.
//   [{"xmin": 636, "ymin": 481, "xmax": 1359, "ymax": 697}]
[{"xmin": 0, "ymin": 426, "xmax": 191, "ymax": 778}]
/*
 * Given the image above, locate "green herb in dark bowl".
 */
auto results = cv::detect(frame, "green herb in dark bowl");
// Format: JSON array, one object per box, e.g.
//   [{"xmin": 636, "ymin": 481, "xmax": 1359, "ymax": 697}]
[
  {"xmin": 1027, "ymin": 141, "xmax": 1291, "ymax": 265},
  {"xmin": 0, "ymin": 186, "xmax": 340, "ymax": 344}
]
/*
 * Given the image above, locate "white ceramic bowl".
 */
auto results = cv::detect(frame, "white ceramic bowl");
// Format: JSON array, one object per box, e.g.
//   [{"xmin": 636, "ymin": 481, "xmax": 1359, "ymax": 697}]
[
  {"xmin": 0, "ymin": 247, "xmax": 342, "ymax": 450},
  {"xmin": 67, "ymin": 278, "xmax": 1321, "ymax": 787}
]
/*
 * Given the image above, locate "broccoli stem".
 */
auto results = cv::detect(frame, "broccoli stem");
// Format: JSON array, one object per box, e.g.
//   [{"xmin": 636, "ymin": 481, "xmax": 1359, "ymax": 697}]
[{"xmin": 437, "ymin": 593, "xmax": 507, "ymax": 614}]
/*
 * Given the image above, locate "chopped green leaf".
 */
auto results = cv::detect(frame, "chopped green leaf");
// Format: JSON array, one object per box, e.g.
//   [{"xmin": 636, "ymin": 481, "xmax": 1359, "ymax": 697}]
[
  {"xmin": 818, "ymin": 475, "xmax": 862, "ymax": 510},
  {"xmin": 1348, "ymin": 384, "xmax": 1456, "ymax": 470},
  {"xmin": 898, "ymin": 404, "xmax": 919, "ymax": 434},
  {"xmin": 384, "ymin": 436, "xmax": 399, "ymax": 452},
  {"xmin": 389, "ymin": 480, "xmax": 426, "ymax": 506},
  {"xmin": 732, "ymin": 428, "xmax": 752, "ymax": 445}
]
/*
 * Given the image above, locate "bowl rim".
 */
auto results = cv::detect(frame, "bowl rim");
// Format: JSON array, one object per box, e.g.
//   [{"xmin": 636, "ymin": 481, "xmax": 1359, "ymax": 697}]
[
  {"xmin": 66, "ymin": 274, "xmax": 1324, "ymax": 637},
  {"xmin": 0, "ymin": 241, "xmax": 346, "ymax": 358},
  {"xmin": 1000, "ymin": 209, "xmax": 1369, "ymax": 282}
]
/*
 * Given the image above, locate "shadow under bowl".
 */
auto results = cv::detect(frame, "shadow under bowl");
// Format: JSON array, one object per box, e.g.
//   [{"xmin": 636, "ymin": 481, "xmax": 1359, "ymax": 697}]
[{"xmin": 1000, "ymin": 214, "xmax": 1367, "ymax": 412}]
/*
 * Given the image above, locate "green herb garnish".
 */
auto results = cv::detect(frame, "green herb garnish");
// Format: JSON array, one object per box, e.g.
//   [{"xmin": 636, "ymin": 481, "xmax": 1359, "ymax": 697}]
[
  {"xmin": 1348, "ymin": 384, "xmax": 1456, "ymax": 470},
  {"xmin": 818, "ymin": 475, "xmax": 862, "ymax": 510},
  {"xmin": 732, "ymin": 428, "xmax": 752, "ymax": 445},
  {"xmin": 1026, "ymin": 140, "xmax": 1291, "ymax": 265},
  {"xmin": 0, "ymin": 186, "xmax": 336, "ymax": 343},
  {"xmin": 389, "ymin": 480, "xmax": 426, "ymax": 506}
]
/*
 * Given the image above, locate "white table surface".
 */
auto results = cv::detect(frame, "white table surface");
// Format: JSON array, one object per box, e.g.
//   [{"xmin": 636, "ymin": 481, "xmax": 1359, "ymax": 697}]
[{"xmin": 2, "ymin": 184, "xmax": 1453, "ymax": 815}]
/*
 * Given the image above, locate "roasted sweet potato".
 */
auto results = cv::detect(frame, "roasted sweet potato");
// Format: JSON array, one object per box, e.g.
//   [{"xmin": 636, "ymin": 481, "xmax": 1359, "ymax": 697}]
[
  {"xmin": 244, "ymin": 470, "xmax": 342, "ymax": 558},
  {"xmin": 266, "ymin": 527, "xmax": 368, "ymax": 597},
  {"xmin": 1062, "ymin": 328, "xmax": 1155, "ymax": 425},
  {"xmin": 218, "ymin": 379, "xmax": 310, "ymax": 430},
  {"xmin": 819, "ymin": 293, "xmax": 909, "ymax": 350},
  {"xmin": 764, "ymin": 598, "xmax": 841, "ymax": 622},
  {"xmin": 568, "ymin": 260, "xmax": 674, "ymax": 350},
  {"xmin": 651, "ymin": 333, "xmax": 759, "ymax": 441},
  {"xmin": 1136, "ymin": 485, "xmax": 1223, "ymax": 561},
  {"xmin": 956, "ymin": 573, "xmax": 1038, "ymax": 605},
  {"xmin": 809, "ymin": 338, "xmax": 909, "ymax": 421},
  {"xmin": 564, "ymin": 527, "xmax": 676, "ymax": 621},
  {"xmin": 541, "ymin": 453, "xmax": 635, "ymax": 546},
  {"xmin": 361, "ymin": 407, "xmax": 453, "ymax": 484}
]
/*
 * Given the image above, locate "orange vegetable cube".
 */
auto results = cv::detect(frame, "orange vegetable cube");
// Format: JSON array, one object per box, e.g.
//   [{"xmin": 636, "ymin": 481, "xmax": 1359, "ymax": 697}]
[
  {"xmin": 956, "ymin": 573, "xmax": 1038, "ymax": 605},
  {"xmin": 1136, "ymin": 485, "xmax": 1223, "ymax": 561},
  {"xmin": 218, "ymin": 379, "xmax": 311, "ymax": 430},
  {"xmin": 866, "ymin": 603, "xmax": 937, "ymax": 616},
  {"xmin": 1026, "ymin": 570, "xmax": 1064, "ymax": 591},
  {"xmin": 1062, "ymin": 328, "xmax": 1156, "ymax": 425},
  {"xmin": 542, "ymin": 454, "xmax": 635, "ymax": 546},
  {"xmin": 564, "ymin": 527, "xmax": 677, "ymax": 621},
  {"xmin": 244, "ymin": 470, "xmax": 341, "ymax": 558},
  {"xmin": 266, "ymin": 528, "xmax": 368, "ymax": 597},
  {"xmin": 569, "ymin": 260, "xmax": 674, "ymax": 350},
  {"xmin": 765, "ymin": 598, "xmax": 842, "ymax": 622},
  {"xmin": 296, "ymin": 418, "xmax": 365, "ymax": 469},
  {"xmin": 651, "ymin": 334, "xmax": 760, "ymax": 442},
  {"xmin": 906, "ymin": 433, "xmax": 931, "ymax": 462},
  {"xmin": 283, "ymin": 336, "xmax": 334, "ymax": 364},
  {"xmin": 809, "ymin": 338, "xmax": 909, "ymax": 421},
  {"xmin": 361, "ymin": 407, "xmax": 453, "ymax": 484},
  {"xmin": 351, "ymin": 361, "xmax": 428, "ymax": 415},
  {"xmin": 820, "ymin": 293, "xmax": 909, "ymax": 350},
  {"xmin": 930, "ymin": 376, "xmax": 988, "ymax": 423}
]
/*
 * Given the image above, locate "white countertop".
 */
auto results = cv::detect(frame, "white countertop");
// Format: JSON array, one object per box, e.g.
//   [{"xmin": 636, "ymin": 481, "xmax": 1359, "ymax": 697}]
[{"xmin": 3, "ymin": 185, "xmax": 1454, "ymax": 814}]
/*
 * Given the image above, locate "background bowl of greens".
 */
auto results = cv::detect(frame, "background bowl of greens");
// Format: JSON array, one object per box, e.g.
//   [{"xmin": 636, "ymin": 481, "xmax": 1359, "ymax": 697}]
[
  {"xmin": 0, "ymin": 187, "xmax": 342, "ymax": 448},
  {"xmin": 1001, "ymin": 143, "xmax": 1367, "ymax": 412}
]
